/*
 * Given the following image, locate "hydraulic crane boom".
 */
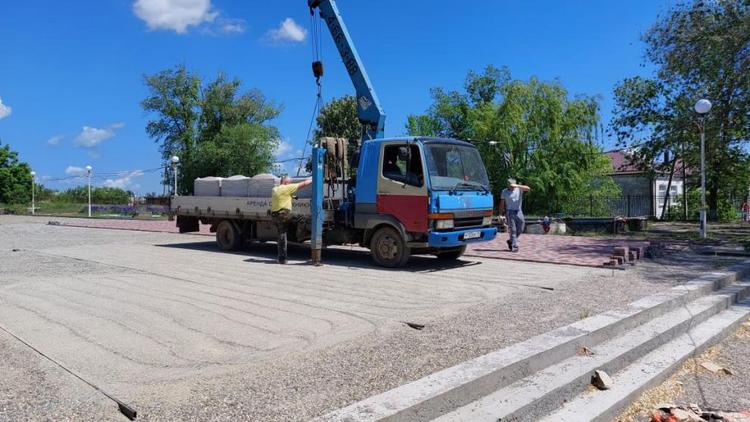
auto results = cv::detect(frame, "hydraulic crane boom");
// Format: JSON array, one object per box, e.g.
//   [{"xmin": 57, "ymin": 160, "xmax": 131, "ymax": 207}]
[{"xmin": 308, "ymin": 0, "xmax": 385, "ymax": 141}]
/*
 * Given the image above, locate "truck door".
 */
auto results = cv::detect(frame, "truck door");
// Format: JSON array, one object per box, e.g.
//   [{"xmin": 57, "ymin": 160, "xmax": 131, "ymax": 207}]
[{"xmin": 376, "ymin": 143, "xmax": 428, "ymax": 232}]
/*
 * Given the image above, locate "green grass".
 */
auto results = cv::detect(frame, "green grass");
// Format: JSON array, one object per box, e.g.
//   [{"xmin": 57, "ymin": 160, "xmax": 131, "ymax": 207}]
[
  {"xmin": 36, "ymin": 202, "xmax": 88, "ymax": 215},
  {"xmin": 2, "ymin": 201, "xmax": 170, "ymax": 220},
  {"xmin": 2, "ymin": 201, "xmax": 87, "ymax": 216}
]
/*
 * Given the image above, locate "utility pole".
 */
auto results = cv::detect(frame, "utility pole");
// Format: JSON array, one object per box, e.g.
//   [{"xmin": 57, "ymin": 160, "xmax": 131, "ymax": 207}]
[
  {"xmin": 171, "ymin": 156, "xmax": 180, "ymax": 196},
  {"xmin": 694, "ymin": 99, "xmax": 711, "ymax": 238},
  {"xmin": 30, "ymin": 171, "xmax": 36, "ymax": 215},
  {"xmin": 681, "ymin": 141, "xmax": 688, "ymax": 221},
  {"xmin": 86, "ymin": 165, "xmax": 93, "ymax": 218}
]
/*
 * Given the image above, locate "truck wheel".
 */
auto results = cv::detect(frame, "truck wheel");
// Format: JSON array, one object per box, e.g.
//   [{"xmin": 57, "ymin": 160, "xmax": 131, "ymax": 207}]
[
  {"xmin": 436, "ymin": 245, "xmax": 467, "ymax": 261},
  {"xmin": 370, "ymin": 226, "xmax": 410, "ymax": 268},
  {"xmin": 216, "ymin": 220, "xmax": 242, "ymax": 251}
]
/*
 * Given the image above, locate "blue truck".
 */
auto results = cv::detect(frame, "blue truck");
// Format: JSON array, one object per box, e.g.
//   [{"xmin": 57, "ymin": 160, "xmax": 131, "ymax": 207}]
[{"xmin": 172, "ymin": 0, "xmax": 497, "ymax": 267}]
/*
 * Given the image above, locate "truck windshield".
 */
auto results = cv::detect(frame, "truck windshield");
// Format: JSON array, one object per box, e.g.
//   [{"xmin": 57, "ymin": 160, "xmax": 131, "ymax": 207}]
[{"xmin": 423, "ymin": 143, "xmax": 490, "ymax": 191}]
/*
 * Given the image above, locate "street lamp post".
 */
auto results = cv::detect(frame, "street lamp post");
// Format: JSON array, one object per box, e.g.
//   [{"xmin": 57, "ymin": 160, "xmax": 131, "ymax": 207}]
[
  {"xmin": 30, "ymin": 171, "xmax": 36, "ymax": 215},
  {"xmin": 694, "ymin": 99, "xmax": 712, "ymax": 239},
  {"xmin": 171, "ymin": 156, "xmax": 180, "ymax": 196},
  {"xmin": 85, "ymin": 165, "xmax": 93, "ymax": 218}
]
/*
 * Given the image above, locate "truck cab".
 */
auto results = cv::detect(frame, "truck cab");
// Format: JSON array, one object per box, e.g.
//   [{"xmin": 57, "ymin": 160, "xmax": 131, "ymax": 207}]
[{"xmin": 352, "ymin": 137, "xmax": 497, "ymax": 267}]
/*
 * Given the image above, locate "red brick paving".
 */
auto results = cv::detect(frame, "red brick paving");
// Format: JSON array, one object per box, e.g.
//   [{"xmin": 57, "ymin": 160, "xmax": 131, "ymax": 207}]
[
  {"xmin": 57, "ymin": 218, "xmax": 647, "ymax": 268},
  {"xmin": 467, "ymin": 233, "xmax": 649, "ymax": 268}
]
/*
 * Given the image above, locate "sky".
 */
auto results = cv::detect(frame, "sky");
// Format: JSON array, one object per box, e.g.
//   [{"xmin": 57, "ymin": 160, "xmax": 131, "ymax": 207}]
[{"xmin": 0, "ymin": 0, "xmax": 676, "ymax": 195}]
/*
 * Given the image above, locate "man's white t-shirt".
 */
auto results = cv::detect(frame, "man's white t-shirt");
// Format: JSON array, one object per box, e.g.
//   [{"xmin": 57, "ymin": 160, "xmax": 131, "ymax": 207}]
[{"xmin": 501, "ymin": 187, "xmax": 523, "ymax": 212}]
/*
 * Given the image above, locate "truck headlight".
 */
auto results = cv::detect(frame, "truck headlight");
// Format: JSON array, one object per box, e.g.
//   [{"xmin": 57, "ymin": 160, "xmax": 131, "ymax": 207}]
[
  {"xmin": 435, "ymin": 219, "xmax": 454, "ymax": 230},
  {"xmin": 482, "ymin": 216, "xmax": 492, "ymax": 226}
]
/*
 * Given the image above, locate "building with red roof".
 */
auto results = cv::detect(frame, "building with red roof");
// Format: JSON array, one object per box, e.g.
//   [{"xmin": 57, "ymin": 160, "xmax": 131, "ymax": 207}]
[{"xmin": 607, "ymin": 150, "xmax": 689, "ymax": 219}]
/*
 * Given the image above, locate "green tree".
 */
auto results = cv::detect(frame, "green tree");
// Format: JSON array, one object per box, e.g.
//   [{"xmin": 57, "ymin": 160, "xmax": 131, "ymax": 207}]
[
  {"xmin": 312, "ymin": 96, "xmax": 362, "ymax": 175},
  {"xmin": 612, "ymin": 1, "xmax": 750, "ymax": 220},
  {"xmin": 142, "ymin": 65, "xmax": 281, "ymax": 194},
  {"xmin": 314, "ymin": 95, "xmax": 361, "ymax": 144},
  {"xmin": 407, "ymin": 66, "xmax": 618, "ymax": 214},
  {"xmin": 193, "ymin": 123, "xmax": 279, "ymax": 177},
  {"xmin": 0, "ymin": 140, "xmax": 32, "ymax": 204}
]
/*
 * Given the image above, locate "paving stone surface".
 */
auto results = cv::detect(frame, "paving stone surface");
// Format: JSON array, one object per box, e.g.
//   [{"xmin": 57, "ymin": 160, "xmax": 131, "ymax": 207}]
[
  {"xmin": 467, "ymin": 233, "xmax": 650, "ymax": 268},
  {"xmin": 53, "ymin": 218, "xmax": 650, "ymax": 268}
]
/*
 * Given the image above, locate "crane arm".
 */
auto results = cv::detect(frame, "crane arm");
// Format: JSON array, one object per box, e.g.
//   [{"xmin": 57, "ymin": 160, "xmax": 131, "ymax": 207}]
[{"xmin": 309, "ymin": 0, "xmax": 385, "ymax": 140}]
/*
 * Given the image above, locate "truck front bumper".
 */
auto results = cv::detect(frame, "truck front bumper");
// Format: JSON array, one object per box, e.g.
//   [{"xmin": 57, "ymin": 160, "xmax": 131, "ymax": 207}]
[{"xmin": 428, "ymin": 227, "xmax": 497, "ymax": 248}]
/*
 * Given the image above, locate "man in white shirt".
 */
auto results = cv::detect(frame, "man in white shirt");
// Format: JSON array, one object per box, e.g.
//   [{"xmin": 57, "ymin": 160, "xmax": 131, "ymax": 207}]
[{"xmin": 499, "ymin": 178, "xmax": 531, "ymax": 252}]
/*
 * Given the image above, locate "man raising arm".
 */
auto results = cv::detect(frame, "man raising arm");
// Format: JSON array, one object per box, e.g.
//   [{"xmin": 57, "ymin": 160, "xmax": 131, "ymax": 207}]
[
  {"xmin": 500, "ymin": 178, "xmax": 530, "ymax": 253},
  {"xmin": 271, "ymin": 176, "xmax": 313, "ymax": 264}
]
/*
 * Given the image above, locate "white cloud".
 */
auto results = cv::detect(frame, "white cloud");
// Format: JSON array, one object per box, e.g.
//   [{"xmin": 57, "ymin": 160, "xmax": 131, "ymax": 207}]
[
  {"xmin": 74, "ymin": 123, "xmax": 123, "ymax": 148},
  {"xmin": 103, "ymin": 170, "xmax": 144, "ymax": 190},
  {"xmin": 0, "ymin": 97, "xmax": 12, "ymax": 119},
  {"xmin": 218, "ymin": 18, "xmax": 246, "ymax": 34},
  {"xmin": 103, "ymin": 177, "xmax": 131, "ymax": 189},
  {"xmin": 274, "ymin": 139, "xmax": 294, "ymax": 158},
  {"xmin": 133, "ymin": 0, "xmax": 218, "ymax": 34},
  {"xmin": 47, "ymin": 135, "xmax": 63, "ymax": 146},
  {"xmin": 65, "ymin": 166, "xmax": 87, "ymax": 176},
  {"xmin": 265, "ymin": 18, "xmax": 307, "ymax": 43},
  {"xmin": 75, "ymin": 126, "xmax": 115, "ymax": 147}
]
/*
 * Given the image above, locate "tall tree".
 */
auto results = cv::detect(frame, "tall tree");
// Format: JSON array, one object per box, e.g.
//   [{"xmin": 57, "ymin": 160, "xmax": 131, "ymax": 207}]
[
  {"xmin": 407, "ymin": 66, "xmax": 618, "ymax": 214},
  {"xmin": 142, "ymin": 65, "xmax": 281, "ymax": 193},
  {"xmin": 0, "ymin": 140, "xmax": 32, "ymax": 204},
  {"xmin": 141, "ymin": 65, "xmax": 201, "ymax": 194},
  {"xmin": 612, "ymin": 1, "xmax": 750, "ymax": 218},
  {"xmin": 313, "ymin": 95, "xmax": 362, "ymax": 175}
]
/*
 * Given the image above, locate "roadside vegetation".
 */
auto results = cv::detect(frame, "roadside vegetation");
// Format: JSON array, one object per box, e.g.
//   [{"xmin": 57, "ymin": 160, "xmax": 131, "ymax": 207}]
[
  {"xmin": 611, "ymin": 1, "xmax": 750, "ymax": 221},
  {"xmin": 2, "ymin": 1, "xmax": 746, "ymax": 225}
]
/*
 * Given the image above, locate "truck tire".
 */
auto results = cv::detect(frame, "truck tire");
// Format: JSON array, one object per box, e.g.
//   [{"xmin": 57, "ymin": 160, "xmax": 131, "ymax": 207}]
[
  {"xmin": 436, "ymin": 245, "xmax": 467, "ymax": 261},
  {"xmin": 370, "ymin": 226, "xmax": 410, "ymax": 268},
  {"xmin": 216, "ymin": 220, "xmax": 242, "ymax": 251}
]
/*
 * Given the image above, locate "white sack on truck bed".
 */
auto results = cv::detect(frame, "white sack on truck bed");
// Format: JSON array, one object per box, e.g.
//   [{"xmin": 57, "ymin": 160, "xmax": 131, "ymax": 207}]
[
  {"xmin": 292, "ymin": 177, "xmax": 313, "ymax": 198},
  {"xmin": 194, "ymin": 177, "xmax": 222, "ymax": 196},
  {"xmin": 221, "ymin": 175, "xmax": 251, "ymax": 197},
  {"xmin": 249, "ymin": 173, "xmax": 279, "ymax": 197}
]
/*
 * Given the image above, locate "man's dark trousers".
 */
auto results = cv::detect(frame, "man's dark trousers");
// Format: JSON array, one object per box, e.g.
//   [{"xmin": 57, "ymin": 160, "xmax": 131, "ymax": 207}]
[{"xmin": 272, "ymin": 209, "xmax": 291, "ymax": 262}]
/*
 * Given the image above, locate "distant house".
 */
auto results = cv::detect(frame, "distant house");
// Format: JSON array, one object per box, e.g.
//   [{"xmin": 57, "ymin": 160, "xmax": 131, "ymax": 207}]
[{"xmin": 607, "ymin": 150, "xmax": 687, "ymax": 219}]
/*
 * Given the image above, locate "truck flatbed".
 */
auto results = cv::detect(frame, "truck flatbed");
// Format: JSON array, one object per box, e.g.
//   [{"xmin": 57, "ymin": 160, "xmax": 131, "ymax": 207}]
[{"xmin": 172, "ymin": 195, "xmax": 335, "ymax": 221}]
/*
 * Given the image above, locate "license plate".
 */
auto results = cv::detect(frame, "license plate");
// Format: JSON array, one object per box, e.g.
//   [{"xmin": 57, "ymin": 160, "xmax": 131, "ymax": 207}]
[{"xmin": 464, "ymin": 231, "xmax": 481, "ymax": 240}]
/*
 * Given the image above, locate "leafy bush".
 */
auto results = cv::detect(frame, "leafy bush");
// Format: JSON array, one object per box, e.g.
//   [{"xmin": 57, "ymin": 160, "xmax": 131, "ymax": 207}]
[
  {"xmin": 55, "ymin": 186, "xmax": 131, "ymax": 204},
  {"xmin": 668, "ymin": 189, "xmax": 740, "ymax": 221}
]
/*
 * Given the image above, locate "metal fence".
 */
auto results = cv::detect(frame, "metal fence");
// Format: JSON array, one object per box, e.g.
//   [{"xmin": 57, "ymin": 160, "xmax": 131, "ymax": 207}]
[{"xmin": 525, "ymin": 194, "xmax": 745, "ymax": 220}]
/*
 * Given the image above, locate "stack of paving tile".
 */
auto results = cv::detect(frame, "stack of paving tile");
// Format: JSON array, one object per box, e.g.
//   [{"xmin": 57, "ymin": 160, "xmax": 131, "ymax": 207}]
[{"xmin": 605, "ymin": 245, "xmax": 644, "ymax": 267}]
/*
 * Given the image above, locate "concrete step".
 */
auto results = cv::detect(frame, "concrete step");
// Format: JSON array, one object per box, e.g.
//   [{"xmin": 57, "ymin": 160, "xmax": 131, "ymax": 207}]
[
  {"xmin": 434, "ymin": 282, "xmax": 750, "ymax": 422},
  {"xmin": 317, "ymin": 261, "xmax": 750, "ymax": 422},
  {"xmin": 540, "ymin": 298, "xmax": 750, "ymax": 422}
]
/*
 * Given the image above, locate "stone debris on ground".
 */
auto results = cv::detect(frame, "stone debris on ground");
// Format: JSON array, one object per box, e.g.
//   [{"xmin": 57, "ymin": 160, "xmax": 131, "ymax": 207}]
[
  {"xmin": 649, "ymin": 404, "xmax": 750, "ymax": 422},
  {"xmin": 592, "ymin": 369, "xmax": 614, "ymax": 390},
  {"xmin": 578, "ymin": 346, "xmax": 595, "ymax": 356},
  {"xmin": 699, "ymin": 360, "xmax": 732, "ymax": 375}
]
